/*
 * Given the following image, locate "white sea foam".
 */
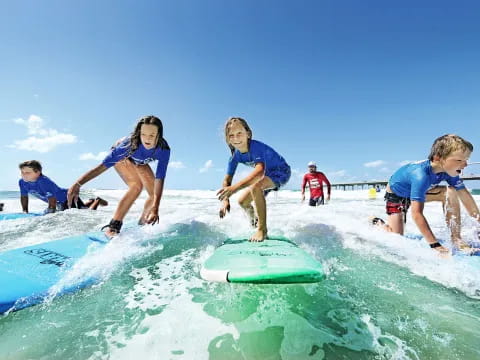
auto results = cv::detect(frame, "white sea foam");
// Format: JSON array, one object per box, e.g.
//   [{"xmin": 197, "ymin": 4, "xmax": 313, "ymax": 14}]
[
  {"xmin": 2, "ymin": 189, "xmax": 480, "ymax": 297},
  {"xmin": 2, "ymin": 188, "xmax": 480, "ymax": 358}
]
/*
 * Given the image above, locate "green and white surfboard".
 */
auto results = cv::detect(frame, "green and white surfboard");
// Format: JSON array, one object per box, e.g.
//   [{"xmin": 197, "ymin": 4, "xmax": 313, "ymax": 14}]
[{"xmin": 200, "ymin": 237, "xmax": 324, "ymax": 284}]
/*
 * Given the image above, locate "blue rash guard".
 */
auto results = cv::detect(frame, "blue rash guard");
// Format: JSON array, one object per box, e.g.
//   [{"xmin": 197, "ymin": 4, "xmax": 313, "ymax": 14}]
[
  {"xmin": 19, "ymin": 175, "xmax": 68, "ymax": 203},
  {"xmin": 102, "ymin": 137, "xmax": 170, "ymax": 179},
  {"xmin": 227, "ymin": 139, "xmax": 291, "ymax": 188},
  {"xmin": 389, "ymin": 160, "xmax": 465, "ymax": 202}
]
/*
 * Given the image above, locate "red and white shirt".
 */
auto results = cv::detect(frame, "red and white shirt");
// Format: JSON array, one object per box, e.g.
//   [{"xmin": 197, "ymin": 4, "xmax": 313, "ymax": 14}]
[{"xmin": 302, "ymin": 172, "xmax": 331, "ymax": 198}]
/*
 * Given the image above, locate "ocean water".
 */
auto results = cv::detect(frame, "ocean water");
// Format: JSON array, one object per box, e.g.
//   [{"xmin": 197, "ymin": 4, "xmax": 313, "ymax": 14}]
[{"xmin": 1, "ymin": 189, "xmax": 480, "ymax": 360}]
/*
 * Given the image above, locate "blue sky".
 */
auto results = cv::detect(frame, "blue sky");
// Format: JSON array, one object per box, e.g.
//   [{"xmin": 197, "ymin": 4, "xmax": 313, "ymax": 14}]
[{"xmin": 1, "ymin": 0, "xmax": 479, "ymax": 191}]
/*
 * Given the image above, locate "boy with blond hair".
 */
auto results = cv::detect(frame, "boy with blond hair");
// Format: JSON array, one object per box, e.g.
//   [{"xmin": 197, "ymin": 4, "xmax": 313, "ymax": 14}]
[{"xmin": 372, "ymin": 134, "xmax": 480, "ymax": 255}]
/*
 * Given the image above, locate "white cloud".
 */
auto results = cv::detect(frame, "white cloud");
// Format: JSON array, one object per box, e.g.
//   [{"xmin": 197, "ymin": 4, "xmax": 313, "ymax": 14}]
[
  {"xmin": 10, "ymin": 115, "xmax": 77, "ymax": 153},
  {"xmin": 398, "ymin": 160, "xmax": 412, "ymax": 166},
  {"xmin": 329, "ymin": 170, "xmax": 347, "ymax": 178},
  {"xmin": 79, "ymin": 151, "xmax": 109, "ymax": 161},
  {"xmin": 10, "ymin": 132, "xmax": 77, "ymax": 153},
  {"xmin": 169, "ymin": 161, "xmax": 185, "ymax": 169},
  {"xmin": 199, "ymin": 160, "xmax": 214, "ymax": 173},
  {"xmin": 364, "ymin": 160, "xmax": 386, "ymax": 168}
]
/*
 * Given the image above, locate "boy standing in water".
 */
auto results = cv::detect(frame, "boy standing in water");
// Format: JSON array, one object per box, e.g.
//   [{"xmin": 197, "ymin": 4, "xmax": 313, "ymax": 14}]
[
  {"xmin": 372, "ymin": 134, "xmax": 480, "ymax": 255},
  {"xmin": 217, "ymin": 117, "xmax": 291, "ymax": 242},
  {"xmin": 19, "ymin": 160, "xmax": 107, "ymax": 214}
]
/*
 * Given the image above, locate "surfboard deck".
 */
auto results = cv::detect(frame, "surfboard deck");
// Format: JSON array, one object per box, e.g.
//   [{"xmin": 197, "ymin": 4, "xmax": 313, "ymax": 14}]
[
  {"xmin": 0, "ymin": 213, "xmax": 42, "ymax": 221},
  {"xmin": 405, "ymin": 233, "xmax": 480, "ymax": 256},
  {"xmin": 0, "ymin": 231, "xmax": 109, "ymax": 314},
  {"xmin": 200, "ymin": 237, "xmax": 325, "ymax": 284}
]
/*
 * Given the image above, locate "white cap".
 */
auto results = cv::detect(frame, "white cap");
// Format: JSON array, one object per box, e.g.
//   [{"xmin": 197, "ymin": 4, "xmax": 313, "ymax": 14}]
[{"xmin": 307, "ymin": 161, "xmax": 316, "ymax": 167}]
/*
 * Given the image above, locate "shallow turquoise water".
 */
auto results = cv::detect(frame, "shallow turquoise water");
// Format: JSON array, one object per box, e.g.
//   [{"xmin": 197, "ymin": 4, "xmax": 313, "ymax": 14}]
[{"xmin": 1, "ymin": 190, "xmax": 479, "ymax": 359}]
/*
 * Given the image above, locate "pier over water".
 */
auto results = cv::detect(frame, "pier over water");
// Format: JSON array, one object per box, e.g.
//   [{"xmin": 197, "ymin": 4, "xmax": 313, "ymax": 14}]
[{"xmin": 330, "ymin": 175, "xmax": 480, "ymax": 191}]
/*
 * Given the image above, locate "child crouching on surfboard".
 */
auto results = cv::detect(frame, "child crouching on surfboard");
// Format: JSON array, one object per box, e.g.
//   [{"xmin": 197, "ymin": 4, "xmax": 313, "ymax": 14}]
[
  {"xmin": 217, "ymin": 117, "xmax": 291, "ymax": 242},
  {"xmin": 18, "ymin": 160, "xmax": 107, "ymax": 214},
  {"xmin": 67, "ymin": 115, "xmax": 170, "ymax": 237},
  {"xmin": 371, "ymin": 134, "xmax": 480, "ymax": 255}
]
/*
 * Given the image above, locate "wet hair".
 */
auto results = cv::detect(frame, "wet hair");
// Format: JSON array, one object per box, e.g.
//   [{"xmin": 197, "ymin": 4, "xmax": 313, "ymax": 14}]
[
  {"xmin": 224, "ymin": 117, "xmax": 253, "ymax": 154},
  {"xmin": 19, "ymin": 160, "xmax": 42, "ymax": 173},
  {"xmin": 428, "ymin": 134, "xmax": 473, "ymax": 161},
  {"xmin": 129, "ymin": 115, "xmax": 170, "ymax": 153}
]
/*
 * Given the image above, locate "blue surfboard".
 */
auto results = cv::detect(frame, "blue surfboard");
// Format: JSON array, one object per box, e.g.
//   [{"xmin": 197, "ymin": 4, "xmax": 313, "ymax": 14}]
[
  {"xmin": 0, "ymin": 231, "xmax": 109, "ymax": 314},
  {"xmin": 405, "ymin": 233, "xmax": 480, "ymax": 256},
  {"xmin": 0, "ymin": 213, "xmax": 42, "ymax": 221}
]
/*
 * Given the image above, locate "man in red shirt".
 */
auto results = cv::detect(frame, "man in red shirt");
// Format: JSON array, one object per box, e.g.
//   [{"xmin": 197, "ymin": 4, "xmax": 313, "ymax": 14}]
[{"xmin": 301, "ymin": 161, "xmax": 331, "ymax": 206}]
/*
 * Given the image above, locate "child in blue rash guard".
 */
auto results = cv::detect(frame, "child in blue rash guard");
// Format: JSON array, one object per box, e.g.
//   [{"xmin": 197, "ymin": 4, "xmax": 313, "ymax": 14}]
[
  {"xmin": 67, "ymin": 115, "xmax": 170, "ymax": 237},
  {"xmin": 372, "ymin": 134, "xmax": 480, "ymax": 255},
  {"xmin": 217, "ymin": 117, "xmax": 291, "ymax": 242},
  {"xmin": 18, "ymin": 160, "xmax": 107, "ymax": 214}
]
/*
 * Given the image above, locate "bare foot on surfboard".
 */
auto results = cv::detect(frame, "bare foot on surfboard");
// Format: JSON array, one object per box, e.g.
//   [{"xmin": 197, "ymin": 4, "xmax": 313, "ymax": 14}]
[{"xmin": 250, "ymin": 229, "xmax": 267, "ymax": 242}]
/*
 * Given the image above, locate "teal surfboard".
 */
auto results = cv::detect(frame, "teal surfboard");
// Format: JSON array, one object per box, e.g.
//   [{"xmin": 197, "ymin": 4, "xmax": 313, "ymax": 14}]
[
  {"xmin": 0, "ymin": 231, "xmax": 109, "ymax": 314},
  {"xmin": 0, "ymin": 213, "xmax": 42, "ymax": 221},
  {"xmin": 200, "ymin": 237, "xmax": 325, "ymax": 284}
]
